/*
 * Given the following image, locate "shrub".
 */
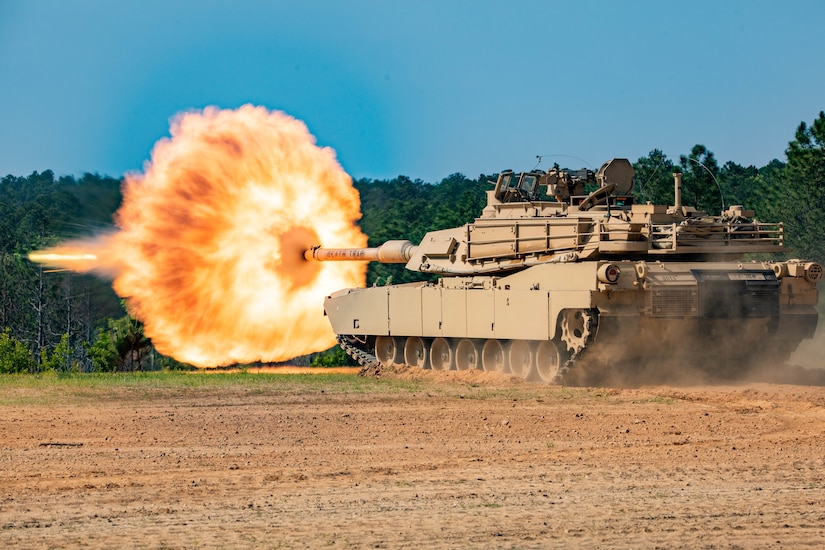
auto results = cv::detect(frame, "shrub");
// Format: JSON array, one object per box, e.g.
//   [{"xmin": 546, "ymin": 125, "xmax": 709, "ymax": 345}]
[
  {"xmin": 87, "ymin": 328, "xmax": 120, "ymax": 372},
  {"xmin": 310, "ymin": 346, "xmax": 355, "ymax": 367},
  {"xmin": 0, "ymin": 329, "xmax": 36, "ymax": 373}
]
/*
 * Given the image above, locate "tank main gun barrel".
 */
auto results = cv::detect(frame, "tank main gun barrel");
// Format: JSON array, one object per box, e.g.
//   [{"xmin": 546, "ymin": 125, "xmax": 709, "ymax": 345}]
[{"xmin": 304, "ymin": 240, "xmax": 417, "ymax": 264}]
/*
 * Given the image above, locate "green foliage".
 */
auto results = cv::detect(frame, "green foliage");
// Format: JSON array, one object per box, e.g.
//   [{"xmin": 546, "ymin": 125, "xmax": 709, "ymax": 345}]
[
  {"xmin": 310, "ymin": 346, "xmax": 356, "ymax": 367},
  {"xmin": 356, "ymin": 172, "xmax": 492, "ymax": 285},
  {"xmin": 780, "ymin": 111, "xmax": 825, "ymax": 263},
  {"xmin": 0, "ymin": 171, "xmax": 121, "ymax": 251},
  {"xmin": 714, "ymin": 158, "xmax": 788, "ymax": 240},
  {"xmin": 719, "ymin": 161, "xmax": 760, "ymax": 207},
  {"xmin": 634, "ymin": 148, "xmax": 788, "ymax": 231},
  {"xmin": 80, "ymin": 314, "xmax": 167, "ymax": 373},
  {"xmin": 156, "ymin": 355, "xmax": 197, "ymax": 371},
  {"xmin": 679, "ymin": 144, "xmax": 723, "ymax": 214},
  {"xmin": 746, "ymin": 159, "xmax": 786, "ymax": 223},
  {"xmin": 0, "ymin": 329, "xmax": 36, "ymax": 373},
  {"xmin": 40, "ymin": 332, "xmax": 79, "ymax": 372},
  {"xmin": 87, "ymin": 328, "xmax": 120, "ymax": 372},
  {"xmin": 88, "ymin": 315, "xmax": 153, "ymax": 372},
  {"xmin": 0, "ymin": 171, "xmax": 124, "ymax": 372},
  {"xmin": 633, "ymin": 149, "xmax": 676, "ymax": 205}
]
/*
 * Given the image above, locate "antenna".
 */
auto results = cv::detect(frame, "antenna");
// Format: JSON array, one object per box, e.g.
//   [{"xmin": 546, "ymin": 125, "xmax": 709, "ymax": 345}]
[
  {"xmin": 637, "ymin": 155, "xmax": 667, "ymax": 201},
  {"xmin": 535, "ymin": 154, "xmax": 594, "ymax": 171},
  {"xmin": 683, "ymin": 156, "xmax": 725, "ymax": 212}
]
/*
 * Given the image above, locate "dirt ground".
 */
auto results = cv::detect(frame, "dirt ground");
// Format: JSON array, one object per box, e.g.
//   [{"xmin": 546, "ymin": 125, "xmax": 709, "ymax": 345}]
[{"xmin": 2, "ymin": 366, "xmax": 825, "ymax": 549}]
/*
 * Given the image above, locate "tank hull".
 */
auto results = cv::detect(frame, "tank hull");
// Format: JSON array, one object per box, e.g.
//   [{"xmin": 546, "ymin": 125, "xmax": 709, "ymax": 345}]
[{"xmin": 325, "ymin": 259, "xmax": 819, "ymax": 383}]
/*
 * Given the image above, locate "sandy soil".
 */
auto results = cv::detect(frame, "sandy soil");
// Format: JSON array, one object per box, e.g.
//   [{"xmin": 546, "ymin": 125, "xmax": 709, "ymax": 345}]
[{"xmin": 2, "ymin": 368, "xmax": 825, "ymax": 549}]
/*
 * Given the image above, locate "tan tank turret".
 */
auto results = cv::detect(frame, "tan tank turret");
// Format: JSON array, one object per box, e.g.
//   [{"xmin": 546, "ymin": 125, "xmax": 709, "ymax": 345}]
[{"xmin": 306, "ymin": 159, "xmax": 822, "ymax": 384}]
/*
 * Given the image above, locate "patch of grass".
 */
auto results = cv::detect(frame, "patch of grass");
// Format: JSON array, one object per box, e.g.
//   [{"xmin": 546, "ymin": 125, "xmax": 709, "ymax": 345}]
[
  {"xmin": 0, "ymin": 371, "xmax": 431, "ymax": 406},
  {"xmin": 0, "ymin": 371, "xmax": 636, "ymax": 407}
]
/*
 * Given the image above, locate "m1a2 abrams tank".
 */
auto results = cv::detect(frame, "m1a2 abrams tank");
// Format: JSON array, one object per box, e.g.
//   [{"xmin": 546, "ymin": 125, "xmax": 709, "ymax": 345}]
[{"xmin": 305, "ymin": 159, "xmax": 822, "ymax": 384}]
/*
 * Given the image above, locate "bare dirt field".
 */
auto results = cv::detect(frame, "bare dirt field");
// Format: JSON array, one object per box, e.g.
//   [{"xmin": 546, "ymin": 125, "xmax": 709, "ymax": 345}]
[{"xmin": 2, "ymin": 366, "xmax": 825, "ymax": 549}]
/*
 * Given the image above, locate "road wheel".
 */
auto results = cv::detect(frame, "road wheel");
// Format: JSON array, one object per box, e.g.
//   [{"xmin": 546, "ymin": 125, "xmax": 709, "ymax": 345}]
[
  {"xmin": 375, "ymin": 336, "xmax": 402, "ymax": 366},
  {"xmin": 507, "ymin": 340, "xmax": 534, "ymax": 379},
  {"xmin": 455, "ymin": 339, "xmax": 480, "ymax": 371},
  {"xmin": 481, "ymin": 339, "xmax": 507, "ymax": 373},
  {"xmin": 430, "ymin": 338, "xmax": 454, "ymax": 371},
  {"xmin": 404, "ymin": 336, "xmax": 430, "ymax": 370},
  {"xmin": 534, "ymin": 340, "xmax": 564, "ymax": 383}
]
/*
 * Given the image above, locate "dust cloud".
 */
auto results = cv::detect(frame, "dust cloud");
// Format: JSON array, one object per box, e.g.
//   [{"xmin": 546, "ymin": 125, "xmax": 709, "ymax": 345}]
[
  {"xmin": 30, "ymin": 105, "xmax": 367, "ymax": 367},
  {"xmin": 557, "ymin": 313, "xmax": 825, "ymax": 388}
]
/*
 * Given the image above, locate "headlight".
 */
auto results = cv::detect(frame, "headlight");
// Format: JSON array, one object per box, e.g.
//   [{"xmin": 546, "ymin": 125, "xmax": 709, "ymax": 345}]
[{"xmin": 598, "ymin": 263, "xmax": 621, "ymax": 284}]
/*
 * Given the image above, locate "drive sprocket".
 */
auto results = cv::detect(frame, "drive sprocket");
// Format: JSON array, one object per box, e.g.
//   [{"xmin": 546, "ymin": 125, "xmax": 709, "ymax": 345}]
[{"xmin": 560, "ymin": 309, "xmax": 596, "ymax": 357}]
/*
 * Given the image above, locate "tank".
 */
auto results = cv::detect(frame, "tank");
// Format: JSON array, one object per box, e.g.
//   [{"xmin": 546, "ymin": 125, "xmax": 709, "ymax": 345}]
[{"xmin": 305, "ymin": 159, "xmax": 823, "ymax": 383}]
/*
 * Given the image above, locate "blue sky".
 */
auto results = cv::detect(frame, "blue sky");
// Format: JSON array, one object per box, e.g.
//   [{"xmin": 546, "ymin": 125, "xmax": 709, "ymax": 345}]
[{"xmin": 1, "ymin": 0, "xmax": 824, "ymax": 182}]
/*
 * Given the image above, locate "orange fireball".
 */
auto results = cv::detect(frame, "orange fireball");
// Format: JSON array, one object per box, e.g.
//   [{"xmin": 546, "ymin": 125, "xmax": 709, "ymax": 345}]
[{"xmin": 31, "ymin": 105, "xmax": 367, "ymax": 366}]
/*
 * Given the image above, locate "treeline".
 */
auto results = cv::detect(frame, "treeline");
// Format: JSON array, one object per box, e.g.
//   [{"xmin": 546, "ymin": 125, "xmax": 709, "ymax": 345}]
[
  {"xmin": 1, "ymin": 112, "xmax": 823, "ymax": 372},
  {"xmin": 0, "ymin": 172, "xmax": 176, "ymax": 373}
]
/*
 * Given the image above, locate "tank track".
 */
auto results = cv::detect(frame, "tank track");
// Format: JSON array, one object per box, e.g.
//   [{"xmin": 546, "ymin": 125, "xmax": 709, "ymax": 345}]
[
  {"xmin": 337, "ymin": 335, "xmax": 381, "ymax": 371},
  {"xmin": 550, "ymin": 350, "xmax": 579, "ymax": 384},
  {"xmin": 337, "ymin": 332, "xmax": 591, "ymax": 384}
]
